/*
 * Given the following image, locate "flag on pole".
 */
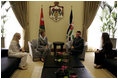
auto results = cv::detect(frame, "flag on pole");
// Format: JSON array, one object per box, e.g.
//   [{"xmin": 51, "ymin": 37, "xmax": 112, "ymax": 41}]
[
  {"xmin": 66, "ymin": 9, "xmax": 74, "ymax": 41},
  {"xmin": 39, "ymin": 8, "xmax": 45, "ymax": 32}
]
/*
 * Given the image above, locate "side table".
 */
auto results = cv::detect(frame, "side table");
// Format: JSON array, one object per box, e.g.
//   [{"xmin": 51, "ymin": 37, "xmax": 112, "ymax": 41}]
[{"xmin": 53, "ymin": 42, "xmax": 64, "ymax": 56}]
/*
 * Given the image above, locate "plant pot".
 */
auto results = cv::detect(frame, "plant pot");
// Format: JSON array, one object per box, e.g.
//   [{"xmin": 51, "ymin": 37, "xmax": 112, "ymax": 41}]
[
  {"xmin": 110, "ymin": 38, "xmax": 117, "ymax": 48},
  {"xmin": 1, "ymin": 37, "xmax": 5, "ymax": 48}
]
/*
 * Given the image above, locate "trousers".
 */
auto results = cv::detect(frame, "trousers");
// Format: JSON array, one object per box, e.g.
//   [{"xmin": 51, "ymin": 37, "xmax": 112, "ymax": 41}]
[
  {"xmin": 37, "ymin": 47, "xmax": 51, "ymax": 59},
  {"xmin": 9, "ymin": 52, "xmax": 28, "ymax": 67}
]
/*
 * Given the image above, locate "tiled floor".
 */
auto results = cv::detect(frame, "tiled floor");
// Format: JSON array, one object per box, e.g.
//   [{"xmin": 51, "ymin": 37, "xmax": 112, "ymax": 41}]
[{"xmin": 11, "ymin": 52, "xmax": 116, "ymax": 78}]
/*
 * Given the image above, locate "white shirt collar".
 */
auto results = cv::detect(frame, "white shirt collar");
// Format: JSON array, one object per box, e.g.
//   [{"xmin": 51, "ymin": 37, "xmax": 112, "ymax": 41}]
[{"xmin": 40, "ymin": 35, "xmax": 46, "ymax": 40}]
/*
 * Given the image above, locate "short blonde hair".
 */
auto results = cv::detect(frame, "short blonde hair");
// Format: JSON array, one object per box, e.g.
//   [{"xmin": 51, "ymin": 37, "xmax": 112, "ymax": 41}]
[{"xmin": 12, "ymin": 33, "xmax": 21, "ymax": 44}]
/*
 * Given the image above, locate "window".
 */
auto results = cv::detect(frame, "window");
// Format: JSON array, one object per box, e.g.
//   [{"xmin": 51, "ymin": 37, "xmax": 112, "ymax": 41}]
[
  {"xmin": 88, "ymin": 1, "xmax": 117, "ymax": 51},
  {"xmin": 1, "ymin": 2, "xmax": 23, "ymax": 48}
]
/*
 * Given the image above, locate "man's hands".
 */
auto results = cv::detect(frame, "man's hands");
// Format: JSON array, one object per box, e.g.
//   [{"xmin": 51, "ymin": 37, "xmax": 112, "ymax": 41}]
[
  {"xmin": 71, "ymin": 46, "xmax": 74, "ymax": 49},
  {"xmin": 114, "ymin": 57, "xmax": 117, "ymax": 59},
  {"xmin": 46, "ymin": 45, "xmax": 48, "ymax": 48},
  {"xmin": 95, "ymin": 49, "xmax": 100, "ymax": 53},
  {"xmin": 21, "ymin": 48, "xmax": 25, "ymax": 52}
]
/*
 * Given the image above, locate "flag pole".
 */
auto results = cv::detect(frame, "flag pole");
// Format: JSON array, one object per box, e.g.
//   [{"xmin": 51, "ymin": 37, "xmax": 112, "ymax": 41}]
[{"xmin": 41, "ymin": 5, "xmax": 43, "ymax": 8}]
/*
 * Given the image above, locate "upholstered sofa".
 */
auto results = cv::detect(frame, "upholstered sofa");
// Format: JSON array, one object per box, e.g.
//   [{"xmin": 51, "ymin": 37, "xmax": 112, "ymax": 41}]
[
  {"xmin": 1, "ymin": 48, "xmax": 20, "ymax": 78},
  {"xmin": 65, "ymin": 41, "xmax": 87, "ymax": 60},
  {"xmin": 28, "ymin": 39, "xmax": 52, "ymax": 61},
  {"xmin": 104, "ymin": 49, "xmax": 117, "ymax": 77}
]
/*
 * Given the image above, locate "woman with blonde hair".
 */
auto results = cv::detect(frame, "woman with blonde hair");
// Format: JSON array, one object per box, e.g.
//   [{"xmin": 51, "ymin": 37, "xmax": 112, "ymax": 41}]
[{"xmin": 8, "ymin": 33, "xmax": 28, "ymax": 70}]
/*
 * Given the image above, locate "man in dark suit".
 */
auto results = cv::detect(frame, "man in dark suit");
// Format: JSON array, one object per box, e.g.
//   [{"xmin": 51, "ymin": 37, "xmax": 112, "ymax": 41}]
[{"xmin": 70, "ymin": 31, "xmax": 84, "ymax": 56}]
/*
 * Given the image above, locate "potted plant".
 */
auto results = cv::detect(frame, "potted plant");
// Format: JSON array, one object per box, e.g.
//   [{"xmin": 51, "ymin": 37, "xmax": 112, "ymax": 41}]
[
  {"xmin": 1, "ymin": 1, "xmax": 10, "ymax": 48},
  {"xmin": 100, "ymin": 1, "xmax": 117, "ymax": 48}
]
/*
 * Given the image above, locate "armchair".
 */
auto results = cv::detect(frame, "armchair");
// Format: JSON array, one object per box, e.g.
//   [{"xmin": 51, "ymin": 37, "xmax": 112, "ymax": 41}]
[
  {"xmin": 28, "ymin": 39, "xmax": 52, "ymax": 61},
  {"xmin": 28, "ymin": 40, "xmax": 40, "ymax": 61},
  {"xmin": 65, "ymin": 41, "xmax": 87, "ymax": 60}
]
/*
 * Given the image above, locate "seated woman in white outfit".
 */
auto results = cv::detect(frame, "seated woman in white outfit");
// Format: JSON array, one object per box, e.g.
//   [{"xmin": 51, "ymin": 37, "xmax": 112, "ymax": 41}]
[{"xmin": 8, "ymin": 33, "xmax": 28, "ymax": 70}]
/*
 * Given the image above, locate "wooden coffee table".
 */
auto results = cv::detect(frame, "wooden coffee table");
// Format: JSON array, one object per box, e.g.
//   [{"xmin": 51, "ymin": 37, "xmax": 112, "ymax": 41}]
[
  {"xmin": 41, "ymin": 67, "xmax": 92, "ymax": 78},
  {"xmin": 41, "ymin": 55, "xmax": 92, "ymax": 78},
  {"xmin": 44, "ymin": 55, "xmax": 84, "ymax": 68}
]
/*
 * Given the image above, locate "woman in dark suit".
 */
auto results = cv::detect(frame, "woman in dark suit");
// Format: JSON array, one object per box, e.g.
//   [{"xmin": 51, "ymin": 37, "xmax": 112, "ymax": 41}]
[{"xmin": 94, "ymin": 33, "xmax": 113, "ymax": 68}]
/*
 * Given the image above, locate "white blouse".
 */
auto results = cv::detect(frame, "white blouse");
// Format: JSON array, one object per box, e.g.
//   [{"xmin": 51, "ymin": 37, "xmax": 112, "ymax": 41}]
[{"xmin": 8, "ymin": 40, "xmax": 21, "ymax": 55}]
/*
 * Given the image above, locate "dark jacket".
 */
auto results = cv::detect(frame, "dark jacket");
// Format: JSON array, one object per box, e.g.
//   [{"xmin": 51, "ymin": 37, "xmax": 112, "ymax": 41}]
[
  {"xmin": 73, "ymin": 37, "xmax": 84, "ymax": 51},
  {"xmin": 94, "ymin": 42, "xmax": 113, "ymax": 65},
  {"xmin": 101, "ymin": 42, "xmax": 113, "ymax": 58}
]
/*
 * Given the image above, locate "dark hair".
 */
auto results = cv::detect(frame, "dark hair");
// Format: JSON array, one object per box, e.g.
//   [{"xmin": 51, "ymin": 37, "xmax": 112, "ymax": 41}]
[
  {"xmin": 102, "ymin": 32, "xmax": 112, "ymax": 45},
  {"xmin": 77, "ymin": 31, "xmax": 81, "ymax": 34}
]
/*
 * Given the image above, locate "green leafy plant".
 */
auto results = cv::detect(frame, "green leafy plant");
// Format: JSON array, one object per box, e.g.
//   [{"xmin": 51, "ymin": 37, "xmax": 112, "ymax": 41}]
[
  {"xmin": 1, "ymin": 1, "xmax": 10, "ymax": 37},
  {"xmin": 100, "ymin": 1, "xmax": 117, "ymax": 38}
]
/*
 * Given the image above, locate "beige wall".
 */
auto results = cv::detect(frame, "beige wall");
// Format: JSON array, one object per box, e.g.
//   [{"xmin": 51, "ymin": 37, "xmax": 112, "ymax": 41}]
[{"xmin": 28, "ymin": 1, "xmax": 84, "ymax": 43}]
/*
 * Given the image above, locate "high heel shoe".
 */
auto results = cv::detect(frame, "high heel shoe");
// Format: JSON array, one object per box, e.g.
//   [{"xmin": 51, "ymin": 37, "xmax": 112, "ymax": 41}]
[{"xmin": 41, "ymin": 58, "xmax": 44, "ymax": 62}]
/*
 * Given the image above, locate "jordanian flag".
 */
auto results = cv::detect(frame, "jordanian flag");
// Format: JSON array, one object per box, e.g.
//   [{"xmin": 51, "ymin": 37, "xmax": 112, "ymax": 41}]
[
  {"xmin": 66, "ymin": 9, "xmax": 74, "ymax": 41},
  {"xmin": 39, "ymin": 8, "xmax": 45, "ymax": 31}
]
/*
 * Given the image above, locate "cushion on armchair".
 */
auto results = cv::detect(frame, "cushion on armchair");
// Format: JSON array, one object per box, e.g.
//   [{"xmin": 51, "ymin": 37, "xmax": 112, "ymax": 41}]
[
  {"xmin": 31, "ymin": 44, "xmax": 40, "ymax": 61},
  {"xmin": 28, "ymin": 41, "xmax": 33, "ymax": 57},
  {"xmin": 28, "ymin": 40, "xmax": 40, "ymax": 61},
  {"xmin": 31, "ymin": 40, "xmax": 38, "ymax": 49}
]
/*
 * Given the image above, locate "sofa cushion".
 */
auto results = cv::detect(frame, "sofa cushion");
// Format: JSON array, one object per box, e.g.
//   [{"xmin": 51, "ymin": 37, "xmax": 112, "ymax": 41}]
[
  {"xmin": 31, "ymin": 39, "xmax": 38, "ymax": 49},
  {"xmin": 1, "ymin": 57, "xmax": 20, "ymax": 77},
  {"xmin": 104, "ymin": 58, "xmax": 117, "ymax": 77},
  {"xmin": 1, "ymin": 48, "xmax": 8, "ymax": 57}
]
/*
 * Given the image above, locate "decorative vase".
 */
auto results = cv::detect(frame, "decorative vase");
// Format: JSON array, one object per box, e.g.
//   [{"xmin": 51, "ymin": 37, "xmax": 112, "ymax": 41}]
[{"xmin": 110, "ymin": 38, "xmax": 117, "ymax": 48}]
